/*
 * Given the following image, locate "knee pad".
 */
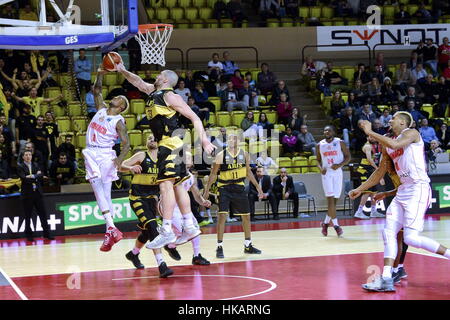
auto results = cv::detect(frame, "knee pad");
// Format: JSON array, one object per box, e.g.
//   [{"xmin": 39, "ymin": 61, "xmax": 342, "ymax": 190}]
[
  {"xmin": 403, "ymin": 228, "xmax": 440, "ymax": 253},
  {"xmin": 382, "ymin": 228, "xmax": 397, "ymax": 246}
]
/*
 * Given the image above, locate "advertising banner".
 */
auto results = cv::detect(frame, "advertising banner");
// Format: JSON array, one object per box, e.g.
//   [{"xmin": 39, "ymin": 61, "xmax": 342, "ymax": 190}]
[{"xmin": 316, "ymin": 24, "xmax": 450, "ymax": 51}]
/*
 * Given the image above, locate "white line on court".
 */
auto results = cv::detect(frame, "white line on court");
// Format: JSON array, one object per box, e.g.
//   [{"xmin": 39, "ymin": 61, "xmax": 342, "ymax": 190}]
[{"xmin": 0, "ymin": 267, "xmax": 28, "ymax": 300}]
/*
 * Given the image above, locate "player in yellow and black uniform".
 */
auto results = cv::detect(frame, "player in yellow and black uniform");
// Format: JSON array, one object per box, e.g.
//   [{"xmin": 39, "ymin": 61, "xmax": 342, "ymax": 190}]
[
  {"xmin": 120, "ymin": 135, "xmax": 173, "ymax": 278},
  {"xmin": 204, "ymin": 133, "xmax": 265, "ymax": 258},
  {"xmin": 117, "ymin": 66, "xmax": 216, "ymax": 249}
]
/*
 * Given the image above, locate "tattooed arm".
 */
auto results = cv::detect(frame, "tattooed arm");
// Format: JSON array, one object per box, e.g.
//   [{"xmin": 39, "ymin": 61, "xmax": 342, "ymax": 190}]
[
  {"xmin": 114, "ymin": 119, "xmax": 131, "ymax": 169},
  {"xmin": 94, "ymin": 67, "xmax": 108, "ymax": 110}
]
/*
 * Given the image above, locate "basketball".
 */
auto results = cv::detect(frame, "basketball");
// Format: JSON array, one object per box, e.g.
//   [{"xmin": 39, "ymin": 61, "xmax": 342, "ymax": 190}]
[{"xmin": 102, "ymin": 52, "xmax": 122, "ymax": 71}]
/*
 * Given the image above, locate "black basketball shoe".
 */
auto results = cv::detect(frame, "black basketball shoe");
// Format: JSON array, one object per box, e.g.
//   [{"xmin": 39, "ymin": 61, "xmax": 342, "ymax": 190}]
[
  {"xmin": 164, "ymin": 245, "xmax": 182, "ymax": 261},
  {"xmin": 125, "ymin": 251, "xmax": 145, "ymax": 269},
  {"xmin": 216, "ymin": 246, "xmax": 224, "ymax": 258},
  {"xmin": 192, "ymin": 254, "xmax": 211, "ymax": 265},
  {"xmin": 158, "ymin": 262, "xmax": 173, "ymax": 278},
  {"xmin": 244, "ymin": 244, "xmax": 262, "ymax": 254}
]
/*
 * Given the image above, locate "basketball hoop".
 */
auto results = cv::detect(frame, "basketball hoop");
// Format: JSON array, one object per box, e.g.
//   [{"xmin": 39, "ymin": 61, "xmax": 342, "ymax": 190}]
[{"xmin": 135, "ymin": 24, "xmax": 173, "ymax": 66}]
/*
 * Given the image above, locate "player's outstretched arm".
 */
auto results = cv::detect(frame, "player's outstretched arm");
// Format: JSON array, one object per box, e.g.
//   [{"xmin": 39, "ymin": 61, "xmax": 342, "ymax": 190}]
[
  {"xmin": 94, "ymin": 67, "xmax": 107, "ymax": 110},
  {"xmin": 116, "ymin": 63, "xmax": 155, "ymax": 95},
  {"xmin": 165, "ymin": 92, "xmax": 216, "ymax": 155},
  {"xmin": 360, "ymin": 120, "xmax": 419, "ymax": 150},
  {"xmin": 114, "ymin": 120, "xmax": 131, "ymax": 168},
  {"xmin": 120, "ymin": 152, "xmax": 145, "ymax": 173},
  {"xmin": 203, "ymin": 152, "xmax": 222, "ymax": 199}
]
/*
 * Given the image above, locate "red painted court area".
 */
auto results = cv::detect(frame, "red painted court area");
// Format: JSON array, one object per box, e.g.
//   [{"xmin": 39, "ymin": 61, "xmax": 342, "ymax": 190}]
[{"xmin": 1, "ymin": 252, "xmax": 450, "ymax": 300}]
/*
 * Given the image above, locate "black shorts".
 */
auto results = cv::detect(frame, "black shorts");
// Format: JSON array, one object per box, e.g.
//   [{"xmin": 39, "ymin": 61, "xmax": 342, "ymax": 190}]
[
  {"xmin": 156, "ymin": 145, "xmax": 188, "ymax": 186},
  {"xmin": 129, "ymin": 197, "xmax": 158, "ymax": 230},
  {"xmin": 218, "ymin": 184, "xmax": 250, "ymax": 215}
]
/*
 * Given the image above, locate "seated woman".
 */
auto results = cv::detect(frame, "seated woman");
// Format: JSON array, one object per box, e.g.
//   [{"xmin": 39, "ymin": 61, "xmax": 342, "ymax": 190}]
[
  {"xmin": 286, "ymin": 107, "xmax": 305, "ymax": 136},
  {"xmin": 257, "ymin": 112, "xmax": 274, "ymax": 138},
  {"xmin": 330, "ymin": 90, "xmax": 346, "ymax": 118},
  {"xmin": 241, "ymin": 110, "xmax": 263, "ymax": 140},
  {"xmin": 281, "ymin": 127, "xmax": 301, "ymax": 156},
  {"xmin": 231, "ymin": 69, "xmax": 244, "ymax": 90},
  {"xmin": 276, "ymin": 93, "xmax": 293, "ymax": 125}
]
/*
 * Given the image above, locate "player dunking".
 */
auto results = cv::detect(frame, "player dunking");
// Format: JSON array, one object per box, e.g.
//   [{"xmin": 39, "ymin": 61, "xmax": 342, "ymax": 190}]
[
  {"xmin": 120, "ymin": 135, "xmax": 173, "ymax": 278},
  {"xmin": 358, "ymin": 112, "xmax": 450, "ymax": 292},
  {"xmin": 117, "ymin": 64, "xmax": 215, "ymax": 249},
  {"xmin": 316, "ymin": 125, "xmax": 350, "ymax": 237},
  {"xmin": 82, "ymin": 67, "xmax": 130, "ymax": 252}
]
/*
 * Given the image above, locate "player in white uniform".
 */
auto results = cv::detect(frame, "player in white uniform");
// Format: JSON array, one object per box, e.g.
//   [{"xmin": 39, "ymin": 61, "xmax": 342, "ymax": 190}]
[
  {"xmin": 359, "ymin": 112, "xmax": 450, "ymax": 292},
  {"xmin": 162, "ymin": 168, "xmax": 212, "ymax": 265},
  {"xmin": 316, "ymin": 125, "xmax": 350, "ymax": 237},
  {"xmin": 82, "ymin": 66, "xmax": 131, "ymax": 252}
]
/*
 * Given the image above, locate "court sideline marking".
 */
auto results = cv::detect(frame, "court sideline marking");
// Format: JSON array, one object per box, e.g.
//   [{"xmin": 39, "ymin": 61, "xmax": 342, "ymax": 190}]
[{"xmin": 0, "ymin": 267, "xmax": 28, "ymax": 300}]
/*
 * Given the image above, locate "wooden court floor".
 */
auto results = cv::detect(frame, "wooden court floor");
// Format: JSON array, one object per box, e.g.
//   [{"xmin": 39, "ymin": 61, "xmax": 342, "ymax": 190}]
[{"xmin": 1, "ymin": 214, "xmax": 450, "ymax": 300}]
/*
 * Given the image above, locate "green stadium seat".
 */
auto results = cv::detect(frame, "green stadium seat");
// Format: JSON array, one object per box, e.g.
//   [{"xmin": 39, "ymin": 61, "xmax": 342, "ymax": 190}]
[
  {"xmin": 342, "ymin": 67, "xmax": 356, "ymax": 82},
  {"xmin": 299, "ymin": 7, "xmax": 309, "ymax": 18},
  {"xmin": 266, "ymin": 18, "xmax": 279, "ymax": 27},
  {"xmin": 422, "ymin": 104, "xmax": 433, "ymax": 118},
  {"xmin": 129, "ymin": 130, "xmax": 143, "ymax": 147},
  {"xmin": 56, "ymin": 116, "xmax": 71, "ymax": 132},
  {"xmin": 164, "ymin": 0, "xmax": 177, "ymax": 8},
  {"xmin": 308, "ymin": 156, "xmax": 320, "ymax": 173},
  {"xmin": 124, "ymin": 115, "xmax": 137, "ymax": 131},
  {"xmin": 130, "ymin": 99, "xmax": 145, "ymax": 115},
  {"xmin": 310, "ymin": 6, "xmax": 322, "ymax": 18},
  {"xmin": 103, "ymin": 73, "xmax": 118, "ymax": 86},
  {"xmin": 280, "ymin": 17, "xmax": 294, "ymax": 27},
  {"xmin": 216, "ymin": 111, "xmax": 231, "ymax": 127},
  {"xmin": 45, "ymin": 87, "xmax": 62, "ymax": 99},
  {"xmin": 177, "ymin": 19, "xmax": 191, "ymax": 29},
  {"xmin": 265, "ymin": 111, "xmax": 277, "ymax": 124},
  {"xmin": 75, "ymin": 132, "xmax": 86, "ymax": 149},
  {"xmin": 155, "ymin": 8, "xmax": 170, "ymax": 20},
  {"xmin": 179, "ymin": 0, "xmax": 191, "ymax": 8},
  {"xmin": 276, "ymin": 157, "xmax": 293, "ymax": 173},
  {"xmin": 249, "ymin": 141, "xmax": 267, "ymax": 155},
  {"xmin": 322, "ymin": 7, "xmax": 334, "ymax": 19},
  {"xmin": 146, "ymin": 8, "xmax": 155, "ymax": 20},
  {"xmin": 199, "ymin": 7, "xmax": 212, "ymax": 19},
  {"xmin": 220, "ymin": 19, "xmax": 233, "ymax": 28},
  {"xmin": 191, "ymin": 19, "xmax": 204, "ymax": 28},
  {"xmin": 332, "ymin": 18, "xmax": 345, "ymax": 26},
  {"xmin": 207, "ymin": 0, "xmax": 217, "ymax": 7},
  {"xmin": 231, "ymin": 111, "xmax": 246, "ymax": 127},
  {"xmin": 71, "ymin": 116, "xmax": 88, "ymax": 132},
  {"xmin": 185, "ymin": 7, "xmax": 198, "ymax": 20},
  {"xmin": 68, "ymin": 102, "xmax": 83, "ymax": 117},
  {"xmin": 192, "ymin": 0, "xmax": 206, "ymax": 7},
  {"xmin": 346, "ymin": 18, "xmax": 359, "ymax": 25},
  {"xmin": 205, "ymin": 18, "xmax": 218, "ymax": 28},
  {"xmin": 170, "ymin": 7, "xmax": 185, "ymax": 21},
  {"xmin": 407, "ymin": 5, "xmax": 419, "ymax": 16},
  {"xmin": 383, "ymin": 5, "xmax": 395, "ymax": 18},
  {"xmin": 322, "ymin": 20, "xmax": 333, "ymax": 26},
  {"xmin": 292, "ymin": 156, "xmax": 308, "ymax": 173}
]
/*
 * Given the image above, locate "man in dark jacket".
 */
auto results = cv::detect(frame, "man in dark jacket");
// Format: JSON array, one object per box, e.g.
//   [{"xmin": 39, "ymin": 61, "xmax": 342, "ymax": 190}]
[
  {"xmin": 248, "ymin": 166, "xmax": 278, "ymax": 220},
  {"xmin": 272, "ymin": 168, "xmax": 299, "ymax": 218},
  {"xmin": 17, "ymin": 150, "xmax": 54, "ymax": 242}
]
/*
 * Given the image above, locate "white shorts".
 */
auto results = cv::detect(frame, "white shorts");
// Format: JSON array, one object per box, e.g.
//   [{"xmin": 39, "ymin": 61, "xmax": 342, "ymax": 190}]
[
  {"xmin": 321, "ymin": 169, "xmax": 343, "ymax": 198},
  {"xmin": 386, "ymin": 182, "xmax": 431, "ymax": 232},
  {"xmin": 172, "ymin": 206, "xmax": 199, "ymax": 236},
  {"xmin": 82, "ymin": 148, "xmax": 118, "ymax": 183}
]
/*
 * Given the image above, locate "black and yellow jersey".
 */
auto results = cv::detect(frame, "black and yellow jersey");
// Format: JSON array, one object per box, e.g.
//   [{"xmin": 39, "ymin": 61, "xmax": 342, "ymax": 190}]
[
  {"xmin": 145, "ymin": 88, "xmax": 183, "ymax": 150},
  {"xmin": 129, "ymin": 152, "xmax": 159, "ymax": 199},
  {"xmin": 386, "ymin": 158, "xmax": 401, "ymax": 188},
  {"xmin": 217, "ymin": 148, "xmax": 247, "ymax": 187}
]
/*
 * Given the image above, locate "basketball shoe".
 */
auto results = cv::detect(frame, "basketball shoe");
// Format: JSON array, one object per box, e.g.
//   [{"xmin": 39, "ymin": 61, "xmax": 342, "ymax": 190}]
[
  {"xmin": 125, "ymin": 251, "xmax": 145, "ymax": 269},
  {"xmin": 174, "ymin": 225, "xmax": 201, "ymax": 246},
  {"xmin": 145, "ymin": 227, "xmax": 177, "ymax": 249},
  {"xmin": 362, "ymin": 276, "xmax": 395, "ymax": 292},
  {"xmin": 216, "ymin": 246, "xmax": 224, "ymax": 258},
  {"xmin": 192, "ymin": 254, "xmax": 210, "ymax": 265},
  {"xmin": 158, "ymin": 262, "xmax": 173, "ymax": 278},
  {"xmin": 370, "ymin": 208, "xmax": 385, "ymax": 218},
  {"xmin": 392, "ymin": 267, "xmax": 408, "ymax": 284},
  {"xmin": 244, "ymin": 244, "xmax": 262, "ymax": 254},
  {"xmin": 334, "ymin": 225, "xmax": 344, "ymax": 237},
  {"xmin": 164, "ymin": 245, "xmax": 182, "ymax": 261},
  {"xmin": 321, "ymin": 222, "xmax": 329, "ymax": 236},
  {"xmin": 100, "ymin": 227, "xmax": 123, "ymax": 252},
  {"xmin": 354, "ymin": 208, "xmax": 370, "ymax": 219}
]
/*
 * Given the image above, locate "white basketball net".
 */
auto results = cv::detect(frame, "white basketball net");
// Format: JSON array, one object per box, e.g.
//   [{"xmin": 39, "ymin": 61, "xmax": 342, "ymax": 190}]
[{"xmin": 135, "ymin": 25, "xmax": 173, "ymax": 66}]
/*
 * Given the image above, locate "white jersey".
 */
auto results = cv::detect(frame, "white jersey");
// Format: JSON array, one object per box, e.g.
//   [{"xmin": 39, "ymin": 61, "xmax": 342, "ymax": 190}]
[
  {"xmin": 319, "ymin": 137, "xmax": 344, "ymax": 171},
  {"xmin": 86, "ymin": 108, "xmax": 124, "ymax": 148},
  {"xmin": 385, "ymin": 128, "xmax": 430, "ymax": 185}
]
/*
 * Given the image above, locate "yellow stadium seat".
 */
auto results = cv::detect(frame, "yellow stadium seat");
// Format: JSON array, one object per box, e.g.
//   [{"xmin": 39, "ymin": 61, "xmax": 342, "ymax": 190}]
[
  {"xmin": 249, "ymin": 141, "xmax": 268, "ymax": 154},
  {"xmin": 322, "ymin": 7, "xmax": 334, "ymax": 19},
  {"xmin": 199, "ymin": 7, "xmax": 212, "ymax": 19},
  {"xmin": 332, "ymin": 19, "xmax": 345, "ymax": 26},
  {"xmin": 265, "ymin": 111, "xmax": 277, "ymax": 124},
  {"xmin": 267, "ymin": 140, "xmax": 281, "ymax": 158},
  {"xmin": 164, "ymin": 0, "xmax": 177, "ymax": 8},
  {"xmin": 57, "ymin": 73, "xmax": 71, "ymax": 86},
  {"xmin": 45, "ymin": 87, "xmax": 62, "ymax": 99},
  {"xmin": 346, "ymin": 18, "xmax": 359, "ymax": 25},
  {"xmin": 310, "ymin": 6, "xmax": 321, "ymax": 18},
  {"xmin": 185, "ymin": 7, "xmax": 198, "ymax": 20},
  {"xmin": 155, "ymin": 8, "xmax": 170, "ymax": 20},
  {"xmin": 51, "ymin": 104, "xmax": 66, "ymax": 117},
  {"xmin": 205, "ymin": 18, "xmax": 219, "ymax": 28},
  {"xmin": 176, "ymin": 19, "xmax": 190, "ymax": 29},
  {"xmin": 56, "ymin": 116, "xmax": 71, "ymax": 132},
  {"xmin": 128, "ymin": 130, "xmax": 143, "ymax": 147},
  {"xmin": 71, "ymin": 116, "xmax": 88, "ymax": 132},
  {"xmin": 266, "ymin": 18, "xmax": 279, "ymax": 27},
  {"xmin": 422, "ymin": 104, "xmax": 433, "ymax": 118},
  {"xmin": 151, "ymin": 0, "xmax": 164, "ymax": 7},
  {"xmin": 292, "ymin": 156, "xmax": 308, "ymax": 173},
  {"xmin": 383, "ymin": 5, "xmax": 395, "ymax": 18},
  {"xmin": 231, "ymin": 111, "xmax": 246, "ymax": 127},
  {"xmin": 274, "ymin": 124, "xmax": 285, "ymax": 132},
  {"xmin": 143, "ymin": 129, "xmax": 153, "ymax": 143},
  {"xmin": 216, "ymin": 111, "xmax": 231, "ymax": 127},
  {"xmin": 407, "ymin": 5, "xmax": 419, "ymax": 16},
  {"xmin": 170, "ymin": 7, "xmax": 184, "ymax": 21},
  {"xmin": 179, "ymin": 0, "xmax": 191, "ymax": 8},
  {"xmin": 220, "ymin": 18, "xmax": 233, "ymax": 28},
  {"xmin": 130, "ymin": 99, "xmax": 146, "ymax": 115},
  {"xmin": 299, "ymin": 7, "xmax": 309, "ymax": 18},
  {"xmin": 193, "ymin": 0, "xmax": 206, "ymax": 7},
  {"xmin": 207, "ymin": 0, "xmax": 216, "ymax": 7},
  {"xmin": 146, "ymin": 8, "xmax": 155, "ymax": 20},
  {"xmin": 191, "ymin": 19, "xmax": 204, "ymax": 28},
  {"xmin": 68, "ymin": 102, "xmax": 83, "ymax": 117},
  {"xmin": 276, "ymin": 157, "xmax": 293, "ymax": 173},
  {"xmin": 103, "ymin": 73, "xmax": 118, "ymax": 86},
  {"xmin": 75, "ymin": 132, "xmax": 86, "ymax": 149},
  {"xmin": 124, "ymin": 115, "xmax": 137, "ymax": 131},
  {"xmin": 280, "ymin": 17, "xmax": 294, "ymax": 27}
]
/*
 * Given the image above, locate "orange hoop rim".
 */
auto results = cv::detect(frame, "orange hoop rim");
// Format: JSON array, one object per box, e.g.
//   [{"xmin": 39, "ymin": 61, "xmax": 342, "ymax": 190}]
[{"xmin": 138, "ymin": 24, "xmax": 174, "ymax": 34}]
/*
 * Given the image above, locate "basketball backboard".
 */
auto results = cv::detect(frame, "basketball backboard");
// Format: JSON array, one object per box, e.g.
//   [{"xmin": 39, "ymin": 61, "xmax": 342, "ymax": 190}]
[{"xmin": 0, "ymin": 0, "xmax": 138, "ymax": 52}]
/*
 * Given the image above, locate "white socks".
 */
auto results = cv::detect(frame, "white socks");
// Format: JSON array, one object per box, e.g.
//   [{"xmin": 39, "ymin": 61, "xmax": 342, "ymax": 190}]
[
  {"xmin": 103, "ymin": 212, "xmax": 115, "ymax": 229},
  {"xmin": 332, "ymin": 218, "xmax": 339, "ymax": 227},
  {"xmin": 244, "ymin": 239, "xmax": 252, "ymax": 247},
  {"xmin": 132, "ymin": 247, "xmax": 140, "ymax": 255},
  {"xmin": 192, "ymin": 236, "xmax": 200, "ymax": 256},
  {"xmin": 154, "ymin": 253, "xmax": 164, "ymax": 266},
  {"xmin": 382, "ymin": 266, "xmax": 392, "ymax": 278},
  {"xmin": 162, "ymin": 219, "xmax": 172, "ymax": 233},
  {"xmin": 217, "ymin": 240, "xmax": 223, "ymax": 247},
  {"xmin": 324, "ymin": 215, "xmax": 331, "ymax": 224}
]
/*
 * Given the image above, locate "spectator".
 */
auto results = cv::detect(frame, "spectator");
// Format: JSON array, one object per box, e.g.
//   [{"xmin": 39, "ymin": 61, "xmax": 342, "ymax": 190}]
[
  {"xmin": 394, "ymin": 3, "xmax": 411, "ymax": 24},
  {"xmin": 297, "ymin": 124, "xmax": 316, "ymax": 155},
  {"xmin": 285, "ymin": 0, "xmax": 299, "ymax": 18},
  {"xmin": 411, "ymin": 63, "xmax": 428, "ymax": 85},
  {"xmin": 248, "ymin": 166, "xmax": 278, "ymax": 220},
  {"xmin": 259, "ymin": 0, "xmax": 279, "ymax": 21},
  {"xmin": 32, "ymin": 115, "xmax": 50, "ymax": 168},
  {"xmin": 367, "ymin": 77, "xmax": 382, "ymax": 105},
  {"xmin": 331, "ymin": 0, "xmax": 353, "ymax": 17},
  {"xmin": 437, "ymin": 123, "xmax": 450, "ymax": 150},
  {"xmin": 231, "ymin": 69, "xmax": 244, "ymax": 90},
  {"xmin": 419, "ymin": 118, "xmax": 439, "ymax": 149},
  {"xmin": 239, "ymin": 80, "xmax": 259, "ymax": 109},
  {"xmin": 257, "ymin": 112, "xmax": 274, "ymax": 136},
  {"xmin": 345, "ymin": 92, "xmax": 361, "ymax": 110},
  {"xmin": 403, "ymin": 86, "xmax": 424, "ymax": 114},
  {"xmin": 54, "ymin": 135, "xmax": 76, "ymax": 165},
  {"xmin": 443, "ymin": 59, "xmax": 450, "ymax": 80},
  {"xmin": 374, "ymin": 52, "xmax": 387, "ymax": 73},
  {"xmin": 0, "ymin": 149, "xmax": 10, "ymax": 180},
  {"xmin": 0, "ymin": 68, "xmax": 40, "ymax": 97},
  {"xmin": 281, "ymin": 127, "xmax": 300, "ymax": 155},
  {"xmin": 241, "ymin": 111, "xmax": 263, "ymax": 139},
  {"xmin": 269, "ymin": 80, "xmax": 290, "ymax": 105},
  {"xmin": 19, "ymin": 4, "xmax": 38, "ymax": 21},
  {"xmin": 222, "ymin": 51, "xmax": 239, "ymax": 80},
  {"xmin": 212, "ymin": 127, "xmax": 227, "ymax": 150},
  {"xmin": 227, "ymin": 0, "xmax": 247, "ymax": 27},
  {"xmin": 11, "ymin": 87, "xmax": 62, "ymax": 117},
  {"xmin": 30, "ymin": 51, "xmax": 47, "ymax": 75},
  {"xmin": 272, "ymin": 168, "xmax": 300, "ymax": 218},
  {"xmin": 192, "ymin": 82, "xmax": 216, "ymax": 113},
  {"xmin": 395, "ymin": 62, "xmax": 414, "ymax": 96},
  {"xmin": 142, "ymin": 70, "xmax": 155, "ymax": 84},
  {"xmin": 325, "ymin": 62, "xmax": 348, "ymax": 91},
  {"xmin": 414, "ymin": 3, "xmax": 432, "ymax": 24},
  {"xmin": 438, "ymin": 37, "xmax": 450, "ymax": 72},
  {"xmin": 257, "ymin": 62, "xmax": 277, "ymax": 96},
  {"xmin": 370, "ymin": 64, "xmax": 385, "ymax": 84},
  {"xmin": 286, "ymin": 107, "xmax": 305, "ymax": 135},
  {"xmin": 406, "ymin": 100, "xmax": 425, "ymax": 125},
  {"xmin": 358, "ymin": 102, "xmax": 377, "ymax": 123},
  {"xmin": 0, "ymin": 114, "xmax": 16, "ymax": 158},
  {"xmin": 174, "ymin": 80, "xmax": 191, "ymax": 103},
  {"xmin": 213, "ymin": 0, "xmax": 231, "ymax": 19},
  {"xmin": 1, "ymin": 4, "xmax": 18, "ymax": 19},
  {"xmin": 435, "ymin": 76, "xmax": 450, "ymax": 117},
  {"xmin": 418, "ymin": 38, "xmax": 438, "ymax": 76},
  {"xmin": 49, "ymin": 152, "xmax": 75, "ymax": 185},
  {"xmin": 353, "ymin": 63, "xmax": 371, "ymax": 87},
  {"xmin": 43, "ymin": 111, "xmax": 59, "ymax": 158},
  {"xmin": 15, "ymin": 104, "xmax": 36, "ymax": 154},
  {"xmin": 244, "ymin": 72, "xmax": 256, "ymax": 89},
  {"xmin": 351, "ymin": 79, "xmax": 367, "ymax": 104},
  {"xmin": 74, "ymin": 49, "xmax": 92, "ymax": 96},
  {"xmin": 0, "ymin": 133, "xmax": 11, "ymax": 164},
  {"xmin": 330, "ymin": 90, "xmax": 346, "ymax": 118},
  {"xmin": 112, "ymin": 172, "xmax": 131, "ymax": 191},
  {"xmin": 420, "ymin": 74, "xmax": 437, "ymax": 104},
  {"xmin": 301, "ymin": 56, "xmax": 317, "ymax": 80},
  {"xmin": 316, "ymin": 69, "xmax": 331, "ymax": 96},
  {"xmin": 340, "ymin": 106, "xmax": 358, "ymax": 148},
  {"xmin": 381, "ymin": 77, "xmax": 397, "ymax": 105},
  {"xmin": 256, "ymin": 150, "xmax": 278, "ymax": 173},
  {"xmin": 183, "ymin": 70, "xmax": 196, "ymax": 91},
  {"xmin": 85, "ymin": 84, "xmax": 96, "ymax": 119},
  {"xmin": 379, "ymin": 108, "xmax": 392, "ymax": 129},
  {"xmin": 372, "ymin": 118, "xmax": 386, "ymax": 135},
  {"xmin": 220, "ymin": 81, "xmax": 247, "ymax": 112},
  {"xmin": 207, "ymin": 53, "xmax": 223, "ymax": 81},
  {"xmin": 427, "ymin": 139, "xmax": 443, "ymax": 163},
  {"xmin": 188, "ymin": 96, "xmax": 210, "ymax": 124},
  {"xmin": 276, "ymin": 93, "xmax": 293, "ymax": 125}
]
